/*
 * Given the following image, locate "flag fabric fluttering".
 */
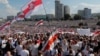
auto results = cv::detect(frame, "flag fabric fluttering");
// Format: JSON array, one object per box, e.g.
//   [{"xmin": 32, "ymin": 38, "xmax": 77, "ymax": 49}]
[
  {"xmin": 19, "ymin": 0, "xmax": 42, "ymax": 19},
  {"xmin": 0, "ymin": 0, "xmax": 42, "ymax": 31},
  {"xmin": 12, "ymin": 0, "xmax": 42, "ymax": 21},
  {"xmin": 0, "ymin": 21, "xmax": 11, "ymax": 31},
  {"xmin": 92, "ymin": 30, "xmax": 100, "ymax": 37},
  {"xmin": 35, "ymin": 20, "xmax": 44, "ymax": 26},
  {"xmin": 42, "ymin": 32, "xmax": 59, "ymax": 52}
]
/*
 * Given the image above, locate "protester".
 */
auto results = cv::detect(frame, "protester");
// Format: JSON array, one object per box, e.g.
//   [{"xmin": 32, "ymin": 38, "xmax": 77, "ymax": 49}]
[
  {"xmin": 20, "ymin": 45, "xmax": 29, "ymax": 56},
  {"xmin": 0, "ymin": 31, "xmax": 99, "ymax": 56}
]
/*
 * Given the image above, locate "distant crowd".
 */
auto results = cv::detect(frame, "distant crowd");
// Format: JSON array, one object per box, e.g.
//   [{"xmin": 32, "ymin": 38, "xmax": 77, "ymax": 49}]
[{"xmin": 0, "ymin": 32, "xmax": 100, "ymax": 56}]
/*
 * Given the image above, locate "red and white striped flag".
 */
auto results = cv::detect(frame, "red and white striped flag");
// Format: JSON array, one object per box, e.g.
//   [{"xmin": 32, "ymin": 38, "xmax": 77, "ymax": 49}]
[
  {"xmin": 0, "ymin": 0, "xmax": 42, "ymax": 32},
  {"xmin": 92, "ymin": 30, "xmax": 100, "ymax": 37},
  {"xmin": 35, "ymin": 20, "xmax": 44, "ymax": 26},
  {"xmin": 18, "ymin": 0, "xmax": 42, "ymax": 19},
  {"xmin": 42, "ymin": 32, "xmax": 59, "ymax": 52},
  {"xmin": 11, "ymin": 0, "xmax": 42, "ymax": 22},
  {"xmin": 0, "ymin": 21, "xmax": 11, "ymax": 31}
]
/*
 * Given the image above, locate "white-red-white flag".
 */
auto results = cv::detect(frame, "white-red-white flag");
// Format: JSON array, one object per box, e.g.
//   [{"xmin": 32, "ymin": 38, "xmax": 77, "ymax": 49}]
[
  {"xmin": 0, "ymin": 0, "xmax": 42, "ymax": 32},
  {"xmin": 42, "ymin": 32, "xmax": 59, "ymax": 52},
  {"xmin": 18, "ymin": 0, "xmax": 42, "ymax": 19},
  {"xmin": 10, "ymin": 0, "xmax": 42, "ymax": 23},
  {"xmin": 0, "ymin": 21, "xmax": 11, "ymax": 31},
  {"xmin": 35, "ymin": 20, "xmax": 44, "ymax": 26},
  {"xmin": 92, "ymin": 30, "xmax": 100, "ymax": 36}
]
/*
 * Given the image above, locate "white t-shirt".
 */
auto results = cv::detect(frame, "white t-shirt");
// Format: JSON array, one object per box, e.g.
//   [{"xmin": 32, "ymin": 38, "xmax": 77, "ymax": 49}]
[
  {"xmin": 16, "ymin": 45, "xmax": 23, "ymax": 55},
  {"xmin": 71, "ymin": 44, "xmax": 80, "ymax": 52},
  {"xmin": 77, "ymin": 41, "xmax": 82, "ymax": 48},
  {"xmin": 61, "ymin": 42, "xmax": 68, "ymax": 51},
  {"xmin": 61, "ymin": 41, "xmax": 69, "ymax": 56},
  {"xmin": 20, "ymin": 49, "xmax": 29, "ymax": 56},
  {"xmin": 30, "ymin": 44, "xmax": 39, "ymax": 56},
  {"xmin": 1, "ymin": 39, "xmax": 7, "ymax": 48}
]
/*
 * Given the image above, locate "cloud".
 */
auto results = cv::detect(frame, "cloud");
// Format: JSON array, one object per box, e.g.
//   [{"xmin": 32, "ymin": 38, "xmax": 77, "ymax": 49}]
[
  {"xmin": 80, "ymin": 3, "xmax": 100, "ymax": 13},
  {"xmin": 0, "ymin": 0, "xmax": 8, "ymax": 4},
  {"xmin": 0, "ymin": 0, "xmax": 19, "ymax": 18},
  {"xmin": 71, "ymin": 3, "xmax": 100, "ymax": 14}
]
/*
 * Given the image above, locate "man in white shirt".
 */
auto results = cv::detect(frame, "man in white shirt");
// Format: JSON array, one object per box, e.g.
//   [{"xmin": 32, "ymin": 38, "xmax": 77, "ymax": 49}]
[
  {"xmin": 30, "ymin": 42, "xmax": 39, "ymax": 56},
  {"xmin": 15, "ymin": 42, "xmax": 23, "ymax": 56},
  {"xmin": 20, "ymin": 45, "xmax": 29, "ymax": 56},
  {"xmin": 61, "ymin": 39, "xmax": 68, "ymax": 56}
]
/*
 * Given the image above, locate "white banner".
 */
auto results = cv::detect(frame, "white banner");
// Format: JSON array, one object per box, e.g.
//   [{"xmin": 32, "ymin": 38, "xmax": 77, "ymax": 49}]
[{"xmin": 77, "ymin": 28, "xmax": 91, "ymax": 36}]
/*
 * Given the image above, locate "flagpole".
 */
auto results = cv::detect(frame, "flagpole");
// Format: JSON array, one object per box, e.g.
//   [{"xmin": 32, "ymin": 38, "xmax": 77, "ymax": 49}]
[
  {"xmin": 42, "ymin": 0, "xmax": 51, "ymax": 34},
  {"xmin": 42, "ymin": 0, "xmax": 48, "ymax": 21}
]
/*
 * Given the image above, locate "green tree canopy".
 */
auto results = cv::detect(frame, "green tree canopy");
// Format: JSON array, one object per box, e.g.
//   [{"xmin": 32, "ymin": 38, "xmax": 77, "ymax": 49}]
[
  {"xmin": 64, "ymin": 14, "xmax": 71, "ymax": 20},
  {"xmin": 73, "ymin": 14, "xmax": 82, "ymax": 20}
]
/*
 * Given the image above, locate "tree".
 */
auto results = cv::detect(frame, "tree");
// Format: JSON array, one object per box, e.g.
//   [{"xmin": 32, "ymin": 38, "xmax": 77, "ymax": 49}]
[
  {"xmin": 73, "ymin": 14, "xmax": 82, "ymax": 20},
  {"xmin": 64, "ymin": 14, "xmax": 71, "ymax": 20}
]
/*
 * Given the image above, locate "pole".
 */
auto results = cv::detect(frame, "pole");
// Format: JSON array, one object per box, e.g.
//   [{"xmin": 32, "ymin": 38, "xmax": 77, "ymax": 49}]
[
  {"xmin": 42, "ymin": 0, "xmax": 49, "ymax": 21},
  {"xmin": 42, "ymin": 0, "xmax": 50, "ymax": 31}
]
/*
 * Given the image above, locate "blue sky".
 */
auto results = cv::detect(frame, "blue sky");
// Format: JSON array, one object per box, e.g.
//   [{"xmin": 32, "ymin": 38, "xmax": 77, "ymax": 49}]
[{"xmin": 0, "ymin": 0, "xmax": 100, "ymax": 18}]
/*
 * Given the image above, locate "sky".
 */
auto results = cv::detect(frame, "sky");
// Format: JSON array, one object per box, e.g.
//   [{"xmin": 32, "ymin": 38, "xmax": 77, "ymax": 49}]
[{"xmin": 0, "ymin": 0, "xmax": 100, "ymax": 18}]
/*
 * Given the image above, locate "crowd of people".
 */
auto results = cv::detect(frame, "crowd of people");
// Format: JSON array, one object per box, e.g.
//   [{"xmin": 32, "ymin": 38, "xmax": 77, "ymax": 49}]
[{"xmin": 0, "ymin": 31, "xmax": 100, "ymax": 56}]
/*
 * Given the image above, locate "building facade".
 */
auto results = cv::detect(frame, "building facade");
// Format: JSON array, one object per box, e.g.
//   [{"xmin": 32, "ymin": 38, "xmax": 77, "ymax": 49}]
[
  {"xmin": 64, "ymin": 5, "xmax": 70, "ymax": 15},
  {"xmin": 55, "ymin": 0, "xmax": 64, "ymax": 19},
  {"xmin": 31, "ymin": 14, "xmax": 55, "ymax": 20},
  {"xmin": 78, "ymin": 10, "xmax": 84, "ymax": 18},
  {"xmin": 59, "ymin": 4, "xmax": 64, "ymax": 19},
  {"xmin": 7, "ymin": 16, "xmax": 14, "ymax": 21},
  {"xmin": 78, "ymin": 8, "xmax": 92, "ymax": 19},
  {"xmin": 84, "ymin": 8, "xmax": 91, "ymax": 19}
]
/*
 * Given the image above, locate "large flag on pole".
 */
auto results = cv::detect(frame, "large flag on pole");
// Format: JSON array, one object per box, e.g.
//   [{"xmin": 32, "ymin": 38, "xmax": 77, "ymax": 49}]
[
  {"xmin": 0, "ymin": 0, "xmax": 42, "ymax": 32},
  {"xmin": 11, "ymin": 0, "xmax": 42, "ymax": 22},
  {"xmin": 18, "ymin": 0, "xmax": 42, "ymax": 20},
  {"xmin": 42, "ymin": 32, "xmax": 59, "ymax": 52}
]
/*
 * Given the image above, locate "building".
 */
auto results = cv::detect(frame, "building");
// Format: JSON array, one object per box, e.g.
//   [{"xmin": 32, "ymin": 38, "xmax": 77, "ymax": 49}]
[
  {"xmin": 31, "ymin": 15, "xmax": 46, "ymax": 20},
  {"xmin": 47, "ymin": 14, "xmax": 55, "ymax": 19},
  {"xmin": 84, "ymin": 8, "xmax": 91, "ymax": 19},
  {"xmin": 64, "ymin": 5, "xmax": 70, "ymax": 15},
  {"xmin": 55, "ymin": 0, "xmax": 64, "ymax": 19},
  {"xmin": 55, "ymin": 0, "xmax": 60, "ymax": 19},
  {"xmin": 78, "ymin": 10, "xmax": 84, "ymax": 18},
  {"xmin": 7, "ymin": 16, "xmax": 14, "ymax": 21},
  {"xmin": 78, "ymin": 10, "xmax": 83, "ymax": 16},
  {"xmin": 59, "ymin": 3, "xmax": 64, "ymax": 18},
  {"xmin": 78, "ymin": 8, "xmax": 92, "ymax": 19},
  {"xmin": 31, "ymin": 14, "xmax": 55, "ymax": 20}
]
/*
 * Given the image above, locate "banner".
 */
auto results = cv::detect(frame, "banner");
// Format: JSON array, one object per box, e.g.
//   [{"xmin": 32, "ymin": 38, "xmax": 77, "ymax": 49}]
[{"xmin": 77, "ymin": 28, "xmax": 91, "ymax": 36}]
